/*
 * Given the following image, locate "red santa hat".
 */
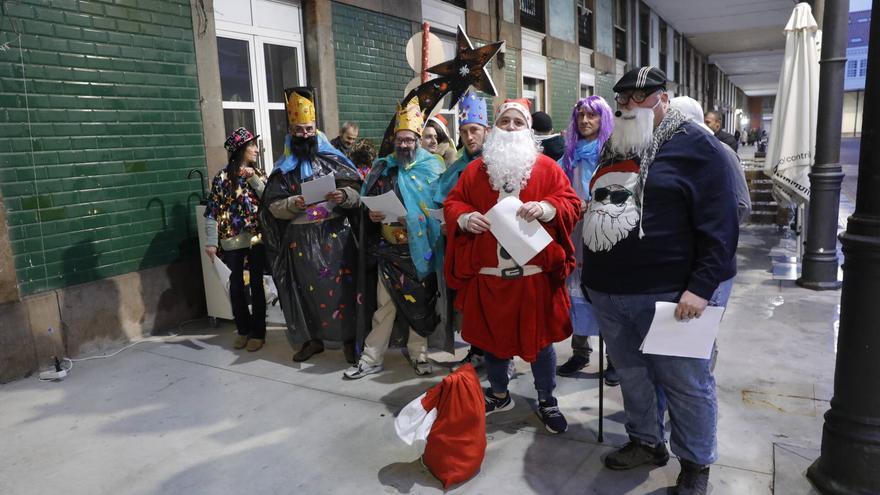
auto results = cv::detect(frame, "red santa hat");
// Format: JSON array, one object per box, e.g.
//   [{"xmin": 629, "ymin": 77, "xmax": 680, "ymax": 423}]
[
  {"xmin": 394, "ymin": 364, "xmax": 486, "ymax": 488},
  {"xmin": 495, "ymin": 98, "xmax": 532, "ymax": 127}
]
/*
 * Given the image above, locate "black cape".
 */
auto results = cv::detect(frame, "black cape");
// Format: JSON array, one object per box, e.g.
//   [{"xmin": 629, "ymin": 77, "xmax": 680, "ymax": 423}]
[
  {"xmin": 355, "ymin": 158, "xmax": 439, "ymax": 353},
  {"xmin": 260, "ymin": 152, "xmax": 362, "ymax": 347}
]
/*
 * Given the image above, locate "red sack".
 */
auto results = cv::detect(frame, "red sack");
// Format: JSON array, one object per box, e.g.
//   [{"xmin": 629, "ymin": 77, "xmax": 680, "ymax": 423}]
[{"xmin": 394, "ymin": 364, "xmax": 486, "ymax": 488}]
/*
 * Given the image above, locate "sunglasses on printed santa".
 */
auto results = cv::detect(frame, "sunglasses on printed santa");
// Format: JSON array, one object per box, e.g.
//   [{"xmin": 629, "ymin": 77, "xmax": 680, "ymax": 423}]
[{"xmin": 593, "ymin": 187, "xmax": 633, "ymax": 205}]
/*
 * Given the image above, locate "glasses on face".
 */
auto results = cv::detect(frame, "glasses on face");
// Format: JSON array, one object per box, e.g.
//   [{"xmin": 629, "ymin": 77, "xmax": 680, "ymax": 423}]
[
  {"xmin": 395, "ymin": 137, "xmax": 417, "ymax": 145},
  {"xmin": 593, "ymin": 187, "xmax": 633, "ymax": 205},
  {"xmin": 614, "ymin": 89, "xmax": 659, "ymax": 106}
]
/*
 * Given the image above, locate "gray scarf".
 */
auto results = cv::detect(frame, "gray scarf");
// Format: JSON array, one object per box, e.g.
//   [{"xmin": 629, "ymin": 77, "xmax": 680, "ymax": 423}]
[{"xmin": 598, "ymin": 107, "xmax": 690, "ymax": 237}]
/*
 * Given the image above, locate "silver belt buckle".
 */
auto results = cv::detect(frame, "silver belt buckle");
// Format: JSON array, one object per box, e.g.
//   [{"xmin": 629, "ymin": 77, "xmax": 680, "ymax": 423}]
[{"xmin": 501, "ymin": 267, "xmax": 524, "ymax": 279}]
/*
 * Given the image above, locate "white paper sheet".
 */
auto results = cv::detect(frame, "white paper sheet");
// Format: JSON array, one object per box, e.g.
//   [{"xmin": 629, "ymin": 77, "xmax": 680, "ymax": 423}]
[
  {"xmin": 484, "ymin": 196, "xmax": 552, "ymax": 266},
  {"xmin": 300, "ymin": 173, "xmax": 337, "ymax": 205},
  {"xmin": 361, "ymin": 190, "xmax": 408, "ymax": 223},
  {"xmin": 211, "ymin": 255, "xmax": 231, "ymax": 292},
  {"xmin": 427, "ymin": 208, "xmax": 445, "ymax": 224},
  {"xmin": 640, "ymin": 302, "xmax": 726, "ymax": 359}
]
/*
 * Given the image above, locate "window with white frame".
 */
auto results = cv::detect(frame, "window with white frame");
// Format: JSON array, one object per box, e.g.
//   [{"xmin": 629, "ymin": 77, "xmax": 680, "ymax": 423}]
[
  {"xmin": 214, "ymin": 0, "xmax": 306, "ymax": 172},
  {"xmin": 523, "ymin": 77, "xmax": 545, "ymax": 112},
  {"xmin": 847, "ymin": 59, "xmax": 858, "ymax": 78}
]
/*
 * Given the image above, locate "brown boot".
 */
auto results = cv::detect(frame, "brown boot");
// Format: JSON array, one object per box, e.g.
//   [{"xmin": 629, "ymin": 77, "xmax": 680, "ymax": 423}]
[
  {"xmin": 292, "ymin": 339, "xmax": 324, "ymax": 362},
  {"xmin": 246, "ymin": 338, "xmax": 264, "ymax": 352},
  {"xmin": 233, "ymin": 334, "xmax": 248, "ymax": 349}
]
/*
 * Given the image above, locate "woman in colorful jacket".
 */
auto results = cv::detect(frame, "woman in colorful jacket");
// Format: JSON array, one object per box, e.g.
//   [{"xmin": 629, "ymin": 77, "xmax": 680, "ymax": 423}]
[{"xmin": 204, "ymin": 127, "xmax": 268, "ymax": 352}]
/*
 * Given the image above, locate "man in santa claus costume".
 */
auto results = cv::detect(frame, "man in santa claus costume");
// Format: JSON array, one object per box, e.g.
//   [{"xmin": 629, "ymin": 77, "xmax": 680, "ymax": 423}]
[{"xmin": 443, "ymin": 98, "xmax": 581, "ymax": 434}]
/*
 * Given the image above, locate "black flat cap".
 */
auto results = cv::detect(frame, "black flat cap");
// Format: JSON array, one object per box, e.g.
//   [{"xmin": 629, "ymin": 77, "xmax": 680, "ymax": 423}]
[{"xmin": 613, "ymin": 66, "xmax": 667, "ymax": 92}]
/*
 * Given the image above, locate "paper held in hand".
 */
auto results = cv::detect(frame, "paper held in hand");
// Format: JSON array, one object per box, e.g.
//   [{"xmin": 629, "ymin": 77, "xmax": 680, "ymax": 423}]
[
  {"xmin": 426, "ymin": 208, "xmax": 445, "ymax": 224},
  {"xmin": 484, "ymin": 196, "xmax": 552, "ymax": 266},
  {"xmin": 639, "ymin": 302, "xmax": 726, "ymax": 359},
  {"xmin": 300, "ymin": 173, "xmax": 337, "ymax": 205},
  {"xmin": 361, "ymin": 190, "xmax": 408, "ymax": 224}
]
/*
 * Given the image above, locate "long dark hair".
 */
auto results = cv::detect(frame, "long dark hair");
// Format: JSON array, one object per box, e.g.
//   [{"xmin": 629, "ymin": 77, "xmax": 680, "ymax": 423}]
[{"xmin": 226, "ymin": 140, "xmax": 255, "ymax": 177}]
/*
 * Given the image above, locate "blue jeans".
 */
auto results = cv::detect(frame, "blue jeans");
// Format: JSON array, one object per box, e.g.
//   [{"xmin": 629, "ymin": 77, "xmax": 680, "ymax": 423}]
[
  {"xmin": 486, "ymin": 345, "xmax": 557, "ymax": 402},
  {"xmin": 586, "ymin": 286, "xmax": 727, "ymax": 465}
]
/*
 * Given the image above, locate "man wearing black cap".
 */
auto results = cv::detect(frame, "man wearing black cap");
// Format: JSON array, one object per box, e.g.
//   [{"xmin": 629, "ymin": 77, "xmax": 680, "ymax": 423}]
[
  {"xmin": 581, "ymin": 66, "xmax": 739, "ymax": 495},
  {"xmin": 531, "ymin": 111, "xmax": 565, "ymax": 161}
]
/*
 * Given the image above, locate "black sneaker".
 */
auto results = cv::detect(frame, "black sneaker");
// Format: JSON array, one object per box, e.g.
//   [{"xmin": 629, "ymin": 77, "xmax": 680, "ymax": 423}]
[
  {"xmin": 604, "ymin": 362, "xmax": 621, "ymax": 387},
  {"xmin": 672, "ymin": 459, "xmax": 710, "ymax": 494},
  {"xmin": 538, "ymin": 397, "xmax": 568, "ymax": 434},
  {"xmin": 484, "ymin": 387, "xmax": 514, "ymax": 415},
  {"xmin": 557, "ymin": 354, "xmax": 590, "ymax": 376},
  {"xmin": 603, "ymin": 439, "xmax": 670, "ymax": 470}
]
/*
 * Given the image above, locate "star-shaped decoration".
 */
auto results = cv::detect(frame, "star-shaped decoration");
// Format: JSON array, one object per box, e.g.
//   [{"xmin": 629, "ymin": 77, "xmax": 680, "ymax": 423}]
[
  {"xmin": 425, "ymin": 24, "xmax": 504, "ymax": 104},
  {"xmin": 377, "ymin": 25, "xmax": 503, "ymax": 156}
]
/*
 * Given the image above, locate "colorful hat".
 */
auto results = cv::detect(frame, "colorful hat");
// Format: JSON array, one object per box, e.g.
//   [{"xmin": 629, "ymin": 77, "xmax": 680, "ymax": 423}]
[
  {"xmin": 394, "ymin": 96, "xmax": 424, "ymax": 137},
  {"xmin": 458, "ymin": 90, "xmax": 487, "ymax": 127},
  {"xmin": 496, "ymin": 98, "xmax": 532, "ymax": 127},
  {"xmin": 224, "ymin": 127, "xmax": 259, "ymax": 153},
  {"xmin": 284, "ymin": 87, "xmax": 317, "ymax": 127}
]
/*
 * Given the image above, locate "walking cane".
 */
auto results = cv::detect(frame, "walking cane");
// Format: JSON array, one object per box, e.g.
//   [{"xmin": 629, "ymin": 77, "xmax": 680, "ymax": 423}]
[{"xmin": 581, "ymin": 283, "xmax": 603, "ymax": 443}]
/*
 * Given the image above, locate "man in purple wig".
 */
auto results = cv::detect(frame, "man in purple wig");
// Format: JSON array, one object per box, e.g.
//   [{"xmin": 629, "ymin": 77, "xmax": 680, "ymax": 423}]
[{"xmin": 555, "ymin": 95, "xmax": 619, "ymax": 384}]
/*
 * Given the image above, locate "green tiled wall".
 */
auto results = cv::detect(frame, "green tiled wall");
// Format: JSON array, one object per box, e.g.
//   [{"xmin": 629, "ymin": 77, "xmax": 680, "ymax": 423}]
[
  {"xmin": 505, "ymin": 47, "xmax": 519, "ymax": 99},
  {"xmin": 332, "ymin": 2, "xmax": 416, "ymax": 143},
  {"xmin": 0, "ymin": 0, "xmax": 207, "ymax": 295},
  {"xmin": 549, "ymin": 58, "xmax": 578, "ymax": 133}
]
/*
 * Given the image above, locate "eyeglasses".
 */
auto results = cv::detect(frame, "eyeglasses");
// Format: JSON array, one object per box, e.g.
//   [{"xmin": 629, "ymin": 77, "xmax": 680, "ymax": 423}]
[
  {"xmin": 394, "ymin": 137, "xmax": 417, "ymax": 145},
  {"xmin": 593, "ymin": 187, "xmax": 633, "ymax": 205},
  {"xmin": 614, "ymin": 89, "xmax": 660, "ymax": 105}
]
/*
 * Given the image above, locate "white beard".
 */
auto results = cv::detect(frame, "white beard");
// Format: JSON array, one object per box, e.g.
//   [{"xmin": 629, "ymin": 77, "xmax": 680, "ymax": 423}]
[
  {"xmin": 583, "ymin": 196, "xmax": 639, "ymax": 252},
  {"xmin": 482, "ymin": 128, "xmax": 539, "ymax": 192},
  {"xmin": 610, "ymin": 107, "xmax": 654, "ymax": 156}
]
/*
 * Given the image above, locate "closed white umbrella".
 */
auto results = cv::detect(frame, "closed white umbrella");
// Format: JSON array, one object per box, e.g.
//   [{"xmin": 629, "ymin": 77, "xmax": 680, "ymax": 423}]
[{"xmin": 764, "ymin": 2, "xmax": 820, "ymax": 206}]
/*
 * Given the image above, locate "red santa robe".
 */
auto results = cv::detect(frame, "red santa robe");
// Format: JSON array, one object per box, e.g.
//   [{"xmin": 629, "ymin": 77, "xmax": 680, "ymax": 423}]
[{"xmin": 443, "ymin": 154, "xmax": 581, "ymax": 362}]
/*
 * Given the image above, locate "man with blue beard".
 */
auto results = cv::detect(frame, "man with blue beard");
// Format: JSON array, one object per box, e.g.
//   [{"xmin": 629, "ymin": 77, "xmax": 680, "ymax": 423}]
[{"xmin": 582, "ymin": 67, "xmax": 739, "ymax": 495}]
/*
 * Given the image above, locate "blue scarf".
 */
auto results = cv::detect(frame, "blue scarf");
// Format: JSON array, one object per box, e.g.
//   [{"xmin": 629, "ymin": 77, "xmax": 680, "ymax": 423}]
[
  {"xmin": 434, "ymin": 148, "xmax": 480, "ymax": 205},
  {"xmin": 364, "ymin": 147, "xmax": 443, "ymax": 280},
  {"xmin": 560, "ymin": 138, "xmax": 600, "ymax": 197},
  {"xmin": 274, "ymin": 132, "xmax": 355, "ymax": 180}
]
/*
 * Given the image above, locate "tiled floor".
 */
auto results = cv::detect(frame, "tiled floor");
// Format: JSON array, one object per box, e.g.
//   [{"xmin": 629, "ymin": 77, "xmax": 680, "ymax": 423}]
[{"xmin": 0, "ymin": 225, "xmax": 840, "ymax": 494}]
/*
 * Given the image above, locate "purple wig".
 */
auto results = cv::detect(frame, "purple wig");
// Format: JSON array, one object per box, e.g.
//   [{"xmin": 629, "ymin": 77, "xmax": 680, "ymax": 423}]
[{"xmin": 562, "ymin": 95, "xmax": 614, "ymax": 171}]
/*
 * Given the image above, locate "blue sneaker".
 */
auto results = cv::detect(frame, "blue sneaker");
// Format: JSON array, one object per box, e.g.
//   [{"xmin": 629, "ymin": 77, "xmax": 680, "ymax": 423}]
[
  {"xmin": 484, "ymin": 387, "xmax": 514, "ymax": 415},
  {"xmin": 538, "ymin": 397, "xmax": 568, "ymax": 434}
]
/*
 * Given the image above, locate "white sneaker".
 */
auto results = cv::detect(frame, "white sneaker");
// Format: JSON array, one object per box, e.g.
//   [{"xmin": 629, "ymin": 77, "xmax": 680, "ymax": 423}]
[{"xmin": 343, "ymin": 361, "xmax": 383, "ymax": 380}]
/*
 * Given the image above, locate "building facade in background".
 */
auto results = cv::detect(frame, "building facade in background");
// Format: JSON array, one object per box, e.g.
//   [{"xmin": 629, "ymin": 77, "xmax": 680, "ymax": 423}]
[
  {"xmin": 843, "ymin": 6, "xmax": 870, "ymax": 136},
  {"xmin": 0, "ymin": 0, "xmax": 744, "ymax": 381}
]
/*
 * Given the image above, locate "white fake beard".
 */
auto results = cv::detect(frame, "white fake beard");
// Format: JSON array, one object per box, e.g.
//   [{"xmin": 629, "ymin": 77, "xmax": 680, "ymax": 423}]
[
  {"xmin": 482, "ymin": 128, "xmax": 540, "ymax": 192},
  {"xmin": 582, "ymin": 193, "xmax": 639, "ymax": 252},
  {"xmin": 610, "ymin": 107, "xmax": 654, "ymax": 156}
]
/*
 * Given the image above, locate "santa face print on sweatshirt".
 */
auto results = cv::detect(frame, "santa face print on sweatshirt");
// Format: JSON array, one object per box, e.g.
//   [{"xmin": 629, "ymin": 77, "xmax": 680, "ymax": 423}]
[{"xmin": 583, "ymin": 159, "xmax": 640, "ymax": 252}]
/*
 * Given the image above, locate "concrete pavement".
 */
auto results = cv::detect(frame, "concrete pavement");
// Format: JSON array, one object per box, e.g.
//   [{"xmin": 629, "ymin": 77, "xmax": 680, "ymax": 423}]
[{"xmin": 0, "ymin": 225, "xmax": 840, "ymax": 494}]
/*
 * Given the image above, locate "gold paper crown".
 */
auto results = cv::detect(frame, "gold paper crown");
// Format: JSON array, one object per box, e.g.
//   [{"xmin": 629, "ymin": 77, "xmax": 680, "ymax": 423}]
[
  {"xmin": 394, "ymin": 96, "xmax": 424, "ymax": 136},
  {"xmin": 285, "ymin": 89, "xmax": 316, "ymax": 126}
]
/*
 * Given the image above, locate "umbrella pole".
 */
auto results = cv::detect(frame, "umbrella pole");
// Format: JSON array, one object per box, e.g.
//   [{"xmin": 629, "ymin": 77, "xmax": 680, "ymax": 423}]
[{"xmin": 799, "ymin": 0, "xmax": 847, "ymax": 290}]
